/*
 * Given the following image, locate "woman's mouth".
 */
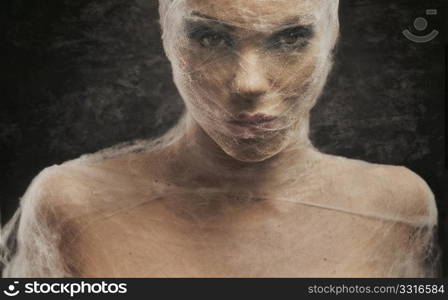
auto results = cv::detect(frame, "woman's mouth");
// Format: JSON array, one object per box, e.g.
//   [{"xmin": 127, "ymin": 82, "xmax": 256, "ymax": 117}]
[
  {"xmin": 234, "ymin": 113, "xmax": 277, "ymax": 125},
  {"xmin": 224, "ymin": 113, "xmax": 278, "ymax": 137},
  {"xmin": 231, "ymin": 113, "xmax": 277, "ymax": 128}
]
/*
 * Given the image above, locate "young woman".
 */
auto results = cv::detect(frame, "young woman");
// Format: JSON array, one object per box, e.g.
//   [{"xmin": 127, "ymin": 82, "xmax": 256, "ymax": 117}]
[{"xmin": 1, "ymin": 0, "xmax": 439, "ymax": 277}]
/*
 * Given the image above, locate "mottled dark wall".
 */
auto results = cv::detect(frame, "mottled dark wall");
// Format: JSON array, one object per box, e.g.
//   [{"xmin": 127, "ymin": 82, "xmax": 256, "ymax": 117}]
[{"xmin": 1, "ymin": 0, "xmax": 447, "ymax": 275}]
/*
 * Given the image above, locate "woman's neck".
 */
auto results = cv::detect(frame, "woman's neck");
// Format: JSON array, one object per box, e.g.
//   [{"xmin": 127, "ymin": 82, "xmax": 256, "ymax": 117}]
[{"xmin": 166, "ymin": 112, "xmax": 317, "ymax": 190}]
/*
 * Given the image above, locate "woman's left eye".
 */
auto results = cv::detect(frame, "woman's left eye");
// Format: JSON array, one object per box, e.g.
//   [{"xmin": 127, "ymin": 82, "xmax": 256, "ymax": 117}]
[
  {"xmin": 279, "ymin": 31, "xmax": 302, "ymax": 45},
  {"xmin": 269, "ymin": 26, "xmax": 313, "ymax": 50}
]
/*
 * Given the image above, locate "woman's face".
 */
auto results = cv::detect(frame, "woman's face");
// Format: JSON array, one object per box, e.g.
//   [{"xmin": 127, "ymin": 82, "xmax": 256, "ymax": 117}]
[{"xmin": 161, "ymin": 0, "xmax": 339, "ymax": 162}]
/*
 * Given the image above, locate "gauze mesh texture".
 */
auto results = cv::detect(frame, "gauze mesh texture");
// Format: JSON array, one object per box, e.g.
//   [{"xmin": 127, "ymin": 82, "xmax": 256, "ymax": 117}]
[
  {"xmin": 0, "ymin": 0, "xmax": 441, "ymax": 277},
  {"xmin": 0, "ymin": 115, "xmax": 441, "ymax": 277}
]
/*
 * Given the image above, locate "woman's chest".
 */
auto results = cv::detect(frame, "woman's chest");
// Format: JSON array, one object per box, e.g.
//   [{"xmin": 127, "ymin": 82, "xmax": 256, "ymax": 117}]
[{"xmin": 67, "ymin": 201, "xmax": 403, "ymax": 277}]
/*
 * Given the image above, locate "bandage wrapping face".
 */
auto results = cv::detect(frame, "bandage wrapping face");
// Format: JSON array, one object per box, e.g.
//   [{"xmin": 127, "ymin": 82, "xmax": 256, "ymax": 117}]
[{"xmin": 0, "ymin": 0, "xmax": 440, "ymax": 277}]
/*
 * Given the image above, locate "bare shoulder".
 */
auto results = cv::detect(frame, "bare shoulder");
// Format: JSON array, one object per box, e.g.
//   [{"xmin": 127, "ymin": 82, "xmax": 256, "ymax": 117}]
[
  {"xmin": 15, "ymin": 134, "xmax": 177, "ymax": 235},
  {"xmin": 318, "ymin": 153, "xmax": 438, "ymax": 227},
  {"xmin": 368, "ymin": 163, "xmax": 437, "ymax": 224},
  {"xmin": 22, "ymin": 159, "xmax": 139, "ymax": 219},
  {"xmin": 2, "ymin": 162, "xmax": 95, "ymax": 277},
  {"xmin": 17, "ymin": 162, "xmax": 94, "ymax": 228}
]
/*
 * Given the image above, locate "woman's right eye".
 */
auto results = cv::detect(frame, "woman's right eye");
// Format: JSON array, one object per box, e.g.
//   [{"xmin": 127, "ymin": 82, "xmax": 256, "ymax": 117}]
[
  {"xmin": 187, "ymin": 24, "xmax": 233, "ymax": 49},
  {"xmin": 197, "ymin": 32, "xmax": 230, "ymax": 48}
]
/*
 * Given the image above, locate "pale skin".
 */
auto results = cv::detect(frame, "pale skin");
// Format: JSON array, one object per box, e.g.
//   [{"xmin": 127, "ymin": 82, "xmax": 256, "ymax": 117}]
[{"xmin": 3, "ymin": 0, "xmax": 438, "ymax": 277}]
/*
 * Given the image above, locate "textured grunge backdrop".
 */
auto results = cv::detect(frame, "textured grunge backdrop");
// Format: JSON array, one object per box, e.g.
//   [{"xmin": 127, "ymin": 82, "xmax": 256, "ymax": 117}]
[{"xmin": 0, "ymin": 0, "xmax": 447, "ymax": 276}]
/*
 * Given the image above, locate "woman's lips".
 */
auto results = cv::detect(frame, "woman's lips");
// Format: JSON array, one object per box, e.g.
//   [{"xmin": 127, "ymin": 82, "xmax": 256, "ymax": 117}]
[
  {"xmin": 234, "ymin": 113, "xmax": 277, "ymax": 124},
  {"xmin": 224, "ymin": 113, "xmax": 278, "ymax": 137}
]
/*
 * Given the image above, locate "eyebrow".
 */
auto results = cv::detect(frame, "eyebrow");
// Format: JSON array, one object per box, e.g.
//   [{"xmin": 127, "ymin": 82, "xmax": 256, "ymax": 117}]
[
  {"xmin": 191, "ymin": 12, "xmax": 220, "ymax": 22},
  {"xmin": 189, "ymin": 11, "xmax": 312, "ymax": 31},
  {"xmin": 280, "ymin": 16, "xmax": 303, "ymax": 26},
  {"xmin": 189, "ymin": 11, "xmax": 237, "ymax": 31}
]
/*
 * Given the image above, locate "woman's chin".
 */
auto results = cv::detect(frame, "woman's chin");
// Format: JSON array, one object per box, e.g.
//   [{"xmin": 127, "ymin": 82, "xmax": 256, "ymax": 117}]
[
  {"xmin": 218, "ymin": 138, "xmax": 286, "ymax": 163},
  {"xmin": 227, "ymin": 152, "xmax": 277, "ymax": 163},
  {"xmin": 198, "ymin": 121, "xmax": 291, "ymax": 163}
]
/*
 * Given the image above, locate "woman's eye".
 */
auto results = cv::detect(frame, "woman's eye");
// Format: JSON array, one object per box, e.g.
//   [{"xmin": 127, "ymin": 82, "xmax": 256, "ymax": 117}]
[
  {"xmin": 198, "ymin": 33, "xmax": 230, "ymax": 48},
  {"xmin": 186, "ymin": 23, "xmax": 233, "ymax": 49},
  {"xmin": 279, "ymin": 31, "xmax": 302, "ymax": 45},
  {"xmin": 269, "ymin": 26, "xmax": 313, "ymax": 50}
]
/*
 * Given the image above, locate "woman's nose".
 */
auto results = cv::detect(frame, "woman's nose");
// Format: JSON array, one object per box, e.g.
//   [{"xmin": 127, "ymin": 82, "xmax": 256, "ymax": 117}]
[{"xmin": 231, "ymin": 50, "xmax": 270, "ymax": 100}]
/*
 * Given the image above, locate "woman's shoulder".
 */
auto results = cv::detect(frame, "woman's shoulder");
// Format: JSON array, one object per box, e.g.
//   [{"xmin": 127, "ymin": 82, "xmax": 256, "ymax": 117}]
[
  {"xmin": 16, "ymin": 163, "xmax": 98, "ymax": 232},
  {"xmin": 1, "ymin": 160, "xmax": 96, "ymax": 277},
  {"xmin": 21, "ymin": 154, "xmax": 146, "ymax": 217},
  {"xmin": 1, "ymin": 141, "xmax": 169, "ymax": 277},
  {"xmin": 16, "ymin": 130, "xmax": 183, "ymax": 228},
  {"xmin": 316, "ymin": 152, "xmax": 437, "ymax": 227}
]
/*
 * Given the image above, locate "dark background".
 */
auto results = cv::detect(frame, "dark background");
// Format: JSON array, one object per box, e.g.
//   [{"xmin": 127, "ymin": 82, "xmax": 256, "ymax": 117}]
[{"xmin": 0, "ymin": 0, "xmax": 447, "ymax": 276}]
